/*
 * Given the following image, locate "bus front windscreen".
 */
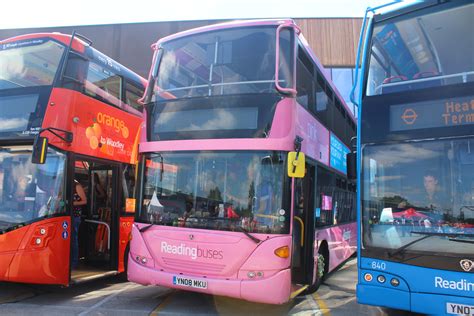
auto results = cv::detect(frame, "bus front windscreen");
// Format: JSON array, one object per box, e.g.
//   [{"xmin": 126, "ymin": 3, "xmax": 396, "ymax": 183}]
[
  {"xmin": 0, "ymin": 38, "xmax": 65, "ymax": 90},
  {"xmin": 362, "ymin": 138, "xmax": 474, "ymax": 259},
  {"xmin": 366, "ymin": 2, "xmax": 473, "ymax": 96},
  {"xmin": 0, "ymin": 146, "xmax": 66, "ymax": 233},
  {"xmin": 139, "ymin": 151, "xmax": 289, "ymax": 234}
]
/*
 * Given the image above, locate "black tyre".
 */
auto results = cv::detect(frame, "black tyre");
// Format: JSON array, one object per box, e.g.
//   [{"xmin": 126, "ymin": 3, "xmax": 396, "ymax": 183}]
[{"xmin": 306, "ymin": 246, "xmax": 328, "ymax": 294}]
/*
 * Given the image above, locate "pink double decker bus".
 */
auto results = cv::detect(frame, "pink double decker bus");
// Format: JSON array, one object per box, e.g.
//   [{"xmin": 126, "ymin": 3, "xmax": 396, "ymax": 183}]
[{"xmin": 128, "ymin": 19, "xmax": 357, "ymax": 304}]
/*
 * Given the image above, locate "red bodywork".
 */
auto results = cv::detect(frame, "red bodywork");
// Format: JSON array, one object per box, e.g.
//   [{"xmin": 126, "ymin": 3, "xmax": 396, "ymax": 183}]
[
  {"xmin": 0, "ymin": 216, "xmax": 70, "ymax": 285},
  {"xmin": 0, "ymin": 87, "xmax": 142, "ymax": 285},
  {"xmin": 42, "ymin": 88, "xmax": 142, "ymax": 164},
  {"xmin": 118, "ymin": 217, "xmax": 134, "ymax": 272}
]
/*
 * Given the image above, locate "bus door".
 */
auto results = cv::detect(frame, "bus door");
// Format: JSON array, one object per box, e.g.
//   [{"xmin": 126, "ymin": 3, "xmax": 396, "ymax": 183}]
[
  {"xmin": 71, "ymin": 158, "xmax": 119, "ymax": 282},
  {"xmin": 291, "ymin": 164, "xmax": 315, "ymax": 285}
]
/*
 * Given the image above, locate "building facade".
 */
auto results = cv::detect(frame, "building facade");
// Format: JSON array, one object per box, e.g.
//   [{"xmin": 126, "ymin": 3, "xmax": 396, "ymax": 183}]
[{"xmin": 0, "ymin": 18, "xmax": 362, "ymax": 114}]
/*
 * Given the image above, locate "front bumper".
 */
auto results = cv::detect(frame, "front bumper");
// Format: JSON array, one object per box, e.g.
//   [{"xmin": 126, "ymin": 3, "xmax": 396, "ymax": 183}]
[{"xmin": 127, "ymin": 255, "xmax": 291, "ymax": 305}]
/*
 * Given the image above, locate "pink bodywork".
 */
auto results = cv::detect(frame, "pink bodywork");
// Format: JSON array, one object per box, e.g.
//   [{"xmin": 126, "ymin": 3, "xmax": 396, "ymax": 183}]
[
  {"xmin": 131, "ymin": 19, "xmax": 357, "ymax": 304},
  {"xmin": 129, "ymin": 224, "xmax": 292, "ymax": 304},
  {"xmin": 315, "ymin": 222, "xmax": 357, "ymax": 272}
]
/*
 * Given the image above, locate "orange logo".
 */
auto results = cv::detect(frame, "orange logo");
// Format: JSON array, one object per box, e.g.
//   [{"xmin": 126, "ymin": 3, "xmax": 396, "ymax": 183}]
[
  {"xmin": 85, "ymin": 123, "xmax": 102, "ymax": 149},
  {"xmin": 97, "ymin": 112, "xmax": 129, "ymax": 138},
  {"xmin": 85, "ymin": 113, "xmax": 128, "ymax": 154}
]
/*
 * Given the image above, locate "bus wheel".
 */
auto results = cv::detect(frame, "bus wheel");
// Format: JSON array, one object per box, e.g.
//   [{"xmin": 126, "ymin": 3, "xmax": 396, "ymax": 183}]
[{"xmin": 306, "ymin": 246, "xmax": 328, "ymax": 294}]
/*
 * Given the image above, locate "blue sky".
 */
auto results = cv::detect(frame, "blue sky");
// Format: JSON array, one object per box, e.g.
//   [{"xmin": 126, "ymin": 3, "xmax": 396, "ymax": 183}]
[{"xmin": 1, "ymin": 0, "xmax": 415, "ymax": 29}]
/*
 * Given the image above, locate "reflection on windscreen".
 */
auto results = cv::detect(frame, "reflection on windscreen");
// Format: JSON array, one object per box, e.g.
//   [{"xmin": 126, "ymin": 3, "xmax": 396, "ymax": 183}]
[
  {"xmin": 140, "ymin": 151, "xmax": 289, "ymax": 234},
  {"xmin": 0, "ymin": 94, "xmax": 39, "ymax": 135},
  {"xmin": 153, "ymin": 26, "xmax": 293, "ymax": 100},
  {"xmin": 362, "ymin": 138, "xmax": 474, "ymax": 254},
  {"xmin": 0, "ymin": 146, "xmax": 66, "ymax": 232},
  {"xmin": 367, "ymin": 3, "xmax": 474, "ymax": 95},
  {"xmin": 0, "ymin": 39, "xmax": 64, "ymax": 90}
]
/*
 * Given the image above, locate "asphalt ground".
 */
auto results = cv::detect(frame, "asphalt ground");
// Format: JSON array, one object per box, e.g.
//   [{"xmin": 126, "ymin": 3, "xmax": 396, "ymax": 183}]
[{"xmin": 0, "ymin": 259, "xmax": 419, "ymax": 315}]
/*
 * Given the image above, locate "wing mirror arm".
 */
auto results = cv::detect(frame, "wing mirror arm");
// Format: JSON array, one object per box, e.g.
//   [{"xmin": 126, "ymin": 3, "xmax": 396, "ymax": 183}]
[
  {"xmin": 31, "ymin": 128, "xmax": 73, "ymax": 164},
  {"xmin": 293, "ymin": 136, "xmax": 304, "ymax": 173},
  {"xmin": 38, "ymin": 127, "xmax": 73, "ymax": 143}
]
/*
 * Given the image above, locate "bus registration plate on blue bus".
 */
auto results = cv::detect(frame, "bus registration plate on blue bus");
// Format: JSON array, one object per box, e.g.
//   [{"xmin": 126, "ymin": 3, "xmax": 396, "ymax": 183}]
[
  {"xmin": 447, "ymin": 302, "xmax": 474, "ymax": 315},
  {"xmin": 173, "ymin": 276, "xmax": 208, "ymax": 289}
]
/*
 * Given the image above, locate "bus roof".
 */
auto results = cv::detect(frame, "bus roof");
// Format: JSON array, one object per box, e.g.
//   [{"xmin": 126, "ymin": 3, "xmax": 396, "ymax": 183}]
[
  {"xmin": 372, "ymin": 0, "xmax": 441, "ymax": 23},
  {"xmin": 154, "ymin": 19, "xmax": 295, "ymax": 46},
  {"xmin": 0, "ymin": 32, "xmax": 146, "ymax": 87}
]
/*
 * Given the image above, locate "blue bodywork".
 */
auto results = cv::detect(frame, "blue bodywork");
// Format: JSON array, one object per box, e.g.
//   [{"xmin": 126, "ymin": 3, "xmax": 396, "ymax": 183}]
[{"xmin": 352, "ymin": 1, "xmax": 474, "ymax": 314}]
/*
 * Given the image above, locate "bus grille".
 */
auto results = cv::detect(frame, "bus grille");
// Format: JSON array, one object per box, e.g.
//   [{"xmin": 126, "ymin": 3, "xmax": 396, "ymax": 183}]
[{"xmin": 162, "ymin": 257, "xmax": 226, "ymax": 274}]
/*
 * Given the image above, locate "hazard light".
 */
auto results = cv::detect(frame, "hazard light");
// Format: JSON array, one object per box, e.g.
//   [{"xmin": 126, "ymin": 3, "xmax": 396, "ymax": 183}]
[{"xmin": 274, "ymin": 246, "xmax": 289, "ymax": 258}]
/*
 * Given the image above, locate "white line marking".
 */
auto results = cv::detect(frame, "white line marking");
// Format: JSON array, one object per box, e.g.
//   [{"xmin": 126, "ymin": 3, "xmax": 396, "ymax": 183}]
[{"xmin": 78, "ymin": 284, "xmax": 135, "ymax": 316}]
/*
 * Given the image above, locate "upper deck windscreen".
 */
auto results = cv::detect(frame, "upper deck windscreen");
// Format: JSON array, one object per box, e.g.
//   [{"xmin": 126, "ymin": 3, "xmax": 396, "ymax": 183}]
[
  {"xmin": 366, "ymin": 2, "xmax": 473, "ymax": 96},
  {"xmin": 0, "ymin": 38, "xmax": 64, "ymax": 138},
  {"xmin": 153, "ymin": 26, "xmax": 292, "ymax": 100},
  {"xmin": 0, "ymin": 38, "xmax": 65, "ymax": 90}
]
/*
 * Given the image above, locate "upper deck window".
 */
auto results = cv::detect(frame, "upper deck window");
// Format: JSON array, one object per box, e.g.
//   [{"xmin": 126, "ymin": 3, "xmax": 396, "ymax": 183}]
[
  {"xmin": 85, "ymin": 61, "xmax": 122, "ymax": 108},
  {"xmin": 153, "ymin": 26, "xmax": 292, "ymax": 100},
  {"xmin": 0, "ymin": 39, "xmax": 64, "ymax": 90},
  {"xmin": 125, "ymin": 81, "xmax": 144, "ymax": 112},
  {"xmin": 366, "ymin": 3, "xmax": 474, "ymax": 96}
]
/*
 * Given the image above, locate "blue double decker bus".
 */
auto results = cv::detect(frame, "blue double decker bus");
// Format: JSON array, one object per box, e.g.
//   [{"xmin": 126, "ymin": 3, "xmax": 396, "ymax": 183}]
[{"xmin": 353, "ymin": 0, "xmax": 474, "ymax": 314}]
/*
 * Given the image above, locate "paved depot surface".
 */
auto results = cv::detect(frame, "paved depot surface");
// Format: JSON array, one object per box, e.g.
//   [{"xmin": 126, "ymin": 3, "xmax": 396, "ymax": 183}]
[{"xmin": 0, "ymin": 259, "xmax": 419, "ymax": 315}]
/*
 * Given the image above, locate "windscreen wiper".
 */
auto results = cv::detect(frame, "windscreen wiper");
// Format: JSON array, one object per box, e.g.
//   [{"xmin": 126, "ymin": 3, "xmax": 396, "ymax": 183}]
[
  {"xmin": 139, "ymin": 223, "xmax": 155, "ymax": 233},
  {"xmin": 235, "ymin": 226, "xmax": 261, "ymax": 244},
  {"xmin": 388, "ymin": 231, "xmax": 474, "ymax": 257},
  {"xmin": 191, "ymin": 217, "xmax": 261, "ymax": 243},
  {"xmin": 448, "ymin": 238, "xmax": 474, "ymax": 244}
]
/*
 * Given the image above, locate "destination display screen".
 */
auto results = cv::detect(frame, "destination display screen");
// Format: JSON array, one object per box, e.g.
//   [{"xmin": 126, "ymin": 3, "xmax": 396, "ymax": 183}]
[
  {"xmin": 329, "ymin": 133, "xmax": 350, "ymax": 174},
  {"xmin": 390, "ymin": 96, "xmax": 474, "ymax": 132},
  {"xmin": 154, "ymin": 107, "xmax": 258, "ymax": 133},
  {"xmin": 0, "ymin": 94, "xmax": 41, "ymax": 137}
]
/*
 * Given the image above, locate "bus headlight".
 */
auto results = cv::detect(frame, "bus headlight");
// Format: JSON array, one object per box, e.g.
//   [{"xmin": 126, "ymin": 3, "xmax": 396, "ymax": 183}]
[
  {"xmin": 390, "ymin": 278, "xmax": 400, "ymax": 287},
  {"xmin": 377, "ymin": 275, "xmax": 386, "ymax": 283}
]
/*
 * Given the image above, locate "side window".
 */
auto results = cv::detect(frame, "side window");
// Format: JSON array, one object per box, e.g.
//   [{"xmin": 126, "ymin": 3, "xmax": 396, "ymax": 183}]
[
  {"xmin": 334, "ymin": 177, "xmax": 356, "ymax": 224},
  {"xmin": 125, "ymin": 81, "xmax": 144, "ymax": 112},
  {"xmin": 315, "ymin": 167, "xmax": 336, "ymax": 227},
  {"xmin": 325, "ymin": 86, "xmax": 335, "ymax": 134},
  {"xmin": 121, "ymin": 165, "xmax": 136, "ymax": 215},
  {"xmin": 333, "ymin": 98, "xmax": 347, "ymax": 145},
  {"xmin": 314, "ymin": 73, "xmax": 329, "ymax": 126},
  {"xmin": 296, "ymin": 47, "xmax": 314, "ymax": 109},
  {"xmin": 85, "ymin": 61, "xmax": 122, "ymax": 108},
  {"xmin": 62, "ymin": 53, "xmax": 88, "ymax": 92}
]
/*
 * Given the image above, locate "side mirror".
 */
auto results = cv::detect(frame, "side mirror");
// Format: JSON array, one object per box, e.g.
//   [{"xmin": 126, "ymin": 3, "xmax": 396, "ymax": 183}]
[
  {"xmin": 32, "ymin": 136, "xmax": 48, "ymax": 164},
  {"xmin": 347, "ymin": 152, "xmax": 356, "ymax": 180},
  {"xmin": 287, "ymin": 152, "xmax": 305, "ymax": 178}
]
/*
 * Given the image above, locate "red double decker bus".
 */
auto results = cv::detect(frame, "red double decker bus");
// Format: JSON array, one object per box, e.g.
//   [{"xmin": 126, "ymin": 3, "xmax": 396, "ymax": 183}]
[{"xmin": 0, "ymin": 32, "xmax": 145, "ymax": 285}]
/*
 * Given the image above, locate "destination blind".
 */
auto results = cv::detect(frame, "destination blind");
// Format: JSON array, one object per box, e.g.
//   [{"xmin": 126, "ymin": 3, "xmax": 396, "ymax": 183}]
[{"xmin": 390, "ymin": 96, "xmax": 474, "ymax": 132}]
